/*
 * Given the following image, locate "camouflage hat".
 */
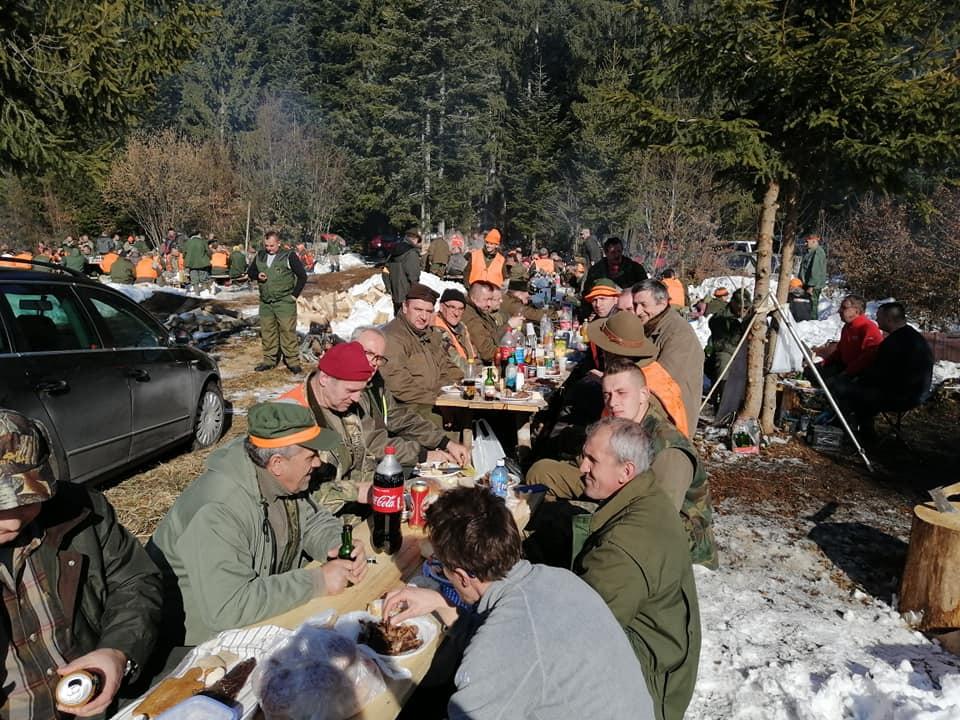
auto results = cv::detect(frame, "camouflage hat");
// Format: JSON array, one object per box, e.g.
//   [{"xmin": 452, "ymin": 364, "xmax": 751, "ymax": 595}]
[
  {"xmin": 0, "ymin": 410, "xmax": 56, "ymax": 510},
  {"xmin": 247, "ymin": 402, "xmax": 340, "ymax": 453}
]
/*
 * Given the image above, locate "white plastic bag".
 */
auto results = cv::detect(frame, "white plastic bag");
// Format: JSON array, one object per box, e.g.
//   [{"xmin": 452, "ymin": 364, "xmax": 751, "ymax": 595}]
[
  {"xmin": 471, "ymin": 419, "xmax": 505, "ymax": 477},
  {"xmin": 253, "ymin": 622, "xmax": 385, "ymax": 720}
]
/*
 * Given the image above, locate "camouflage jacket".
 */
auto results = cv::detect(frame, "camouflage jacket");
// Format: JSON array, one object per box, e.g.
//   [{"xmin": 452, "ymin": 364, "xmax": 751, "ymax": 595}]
[{"xmin": 642, "ymin": 405, "xmax": 718, "ymax": 569}]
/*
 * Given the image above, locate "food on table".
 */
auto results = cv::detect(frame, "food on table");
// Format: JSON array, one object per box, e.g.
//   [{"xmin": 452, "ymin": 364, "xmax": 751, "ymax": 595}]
[
  {"xmin": 255, "ymin": 625, "xmax": 385, "ymax": 720},
  {"xmin": 358, "ymin": 619, "xmax": 422, "ymax": 655},
  {"xmin": 199, "ymin": 656, "xmax": 257, "ymax": 705},
  {"xmin": 133, "ymin": 668, "xmax": 205, "ymax": 718}
]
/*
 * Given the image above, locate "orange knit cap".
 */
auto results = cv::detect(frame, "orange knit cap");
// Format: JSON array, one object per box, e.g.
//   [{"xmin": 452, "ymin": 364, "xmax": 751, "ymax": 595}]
[
  {"xmin": 714, "ymin": 287, "xmax": 729, "ymax": 297},
  {"xmin": 484, "ymin": 229, "xmax": 501, "ymax": 246},
  {"xmin": 789, "ymin": 278, "xmax": 803, "ymax": 289}
]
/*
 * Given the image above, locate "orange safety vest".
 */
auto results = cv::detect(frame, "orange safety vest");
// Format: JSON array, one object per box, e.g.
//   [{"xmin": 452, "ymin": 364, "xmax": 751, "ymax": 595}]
[
  {"xmin": 135, "ymin": 257, "xmax": 159, "ymax": 280},
  {"xmin": 467, "ymin": 249, "xmax": 506, "ymax": 286},
  {"xmin": 100, "ymin": 252, "xmax": 119, "ymax": 273},
  {"xmin": 433, "ymin": 315, "xmax": 476, "ymax": 360},
  {"xmin": 211, "ymin": 251, "xmax": 228, "ymax": 270},
  {"xmin": 0, "ymin": 253, "xmax": 30, "ymax": 268},
  {"xmin": 164, "ymin": 253, "xmax": 185, "ymax": 272},
  {"xmin": 279, "ymin": 383, "xmax": 309, "ymax": 407},
  {"xmin": 663, "ymin": 277, "xmax": 685, "ymax": 308},
  {"xmin": 590, "ymin": 343, "xmax": 690, "ymax": 437},
  {"xmin": 533, "ymin": 257, "xmax": 555, "ymax": 274}
]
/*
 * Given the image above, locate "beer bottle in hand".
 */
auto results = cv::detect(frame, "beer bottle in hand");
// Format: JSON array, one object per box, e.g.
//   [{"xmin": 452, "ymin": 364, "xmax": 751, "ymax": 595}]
[
  {"xmin": 338, "ymin": 522, "xmax": 354, "ymax": 560},
  {"xmin": 372, "ymin": 446, "xmax": 404, "ymax": 554}
]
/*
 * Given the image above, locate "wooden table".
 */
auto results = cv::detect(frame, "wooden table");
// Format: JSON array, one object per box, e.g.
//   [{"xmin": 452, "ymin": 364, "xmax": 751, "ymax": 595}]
[
  {"xmin": 435, "ymin": 392, "xmax": 546, "ymax": 448},
  {"xmin": 253, "ymin": 521, "xmax": 438, "ymax": 720}
]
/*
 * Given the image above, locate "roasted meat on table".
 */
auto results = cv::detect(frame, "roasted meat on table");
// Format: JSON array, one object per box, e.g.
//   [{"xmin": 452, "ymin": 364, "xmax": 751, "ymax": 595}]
[{"xmin": 358, "ymin": 619, "xmax": 422, "ymax": 655}]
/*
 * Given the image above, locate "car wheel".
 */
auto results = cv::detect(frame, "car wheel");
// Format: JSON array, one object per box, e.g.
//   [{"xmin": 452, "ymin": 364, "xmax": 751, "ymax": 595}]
[{"xmin": 192, "ymin": 381, "xmax": 225, "ymax": 450}]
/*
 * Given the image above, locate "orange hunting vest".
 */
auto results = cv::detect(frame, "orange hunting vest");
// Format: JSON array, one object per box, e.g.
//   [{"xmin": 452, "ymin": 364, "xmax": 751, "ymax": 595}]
[
  {"xmin": 433, "ymin": 315, "xmax": 476, "ymax": 361},
  {"xmin": 135, "ymin": 258, "xmax": 159, "ymax": 280},
  {"xmin": 663, "ymin": 277, "xmax": 685, "ymax": 308},
  {"xmin": 100, "ymin": 252, "xmax": 119, "ymax": 273},
  {"xmin": 591, "ymin": 343, "xmax": 690, "ymax": 437},
  {"xmin": 467, "ymin": 249, "xmax": 506, "ymax": 286},
  {"xmin": 164, "ymin": 253, "xmax": 185, "ymax": 272},
  {"xmin": 533, "ymin": 257, "xmax": 556, "ymax": 274},
  {"xmin": 0, "ymin": 252, "xmax": 31, "ymax": 268},
  {"xmin": 280, "ymin": 383, "xmax": 309, "ymax": 407},
  {"xmin": 211, "ymin": 251, "xmax": 228, "ymax": 270}
]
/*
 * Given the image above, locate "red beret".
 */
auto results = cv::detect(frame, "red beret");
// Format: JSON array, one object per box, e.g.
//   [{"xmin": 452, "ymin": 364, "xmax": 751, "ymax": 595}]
[{"xmin": 317, "ymin": 341, "xmax": 374, "ymax": 381}]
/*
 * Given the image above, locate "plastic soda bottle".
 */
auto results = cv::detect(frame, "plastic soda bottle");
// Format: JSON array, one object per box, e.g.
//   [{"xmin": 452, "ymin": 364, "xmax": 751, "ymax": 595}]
[
  {"xmin": 372, "ymin": 446, "xmax": 404, "ymax": 554},
  {"xmin": 505, "ymin": 357, "xmax": 518, "ymax": 390}
]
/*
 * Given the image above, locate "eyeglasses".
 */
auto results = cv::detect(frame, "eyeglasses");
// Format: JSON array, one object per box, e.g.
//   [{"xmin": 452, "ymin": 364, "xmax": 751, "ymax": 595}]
[{"xmin": 364, "ymin": 350, "xmax": 388, "ymax": 367}]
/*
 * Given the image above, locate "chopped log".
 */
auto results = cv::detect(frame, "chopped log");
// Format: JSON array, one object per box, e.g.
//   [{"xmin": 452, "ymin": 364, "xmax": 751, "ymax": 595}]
[{"xmin": 899, "ymin": 482, "xmax": 960, "ymax": 632}]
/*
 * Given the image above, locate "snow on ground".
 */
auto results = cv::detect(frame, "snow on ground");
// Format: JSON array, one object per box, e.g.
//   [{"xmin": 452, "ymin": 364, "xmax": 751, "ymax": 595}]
[
  {"xmin": 691, "ymin": 502, "xmax": 960, "ymax": 720},
  {"xmin": 327, "ymin": 271, "xmax": 467, "ymax": 339}
]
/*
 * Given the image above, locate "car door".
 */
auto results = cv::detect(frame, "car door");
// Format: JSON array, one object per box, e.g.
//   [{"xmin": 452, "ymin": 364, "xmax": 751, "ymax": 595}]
[
  {"xmin": 0, "ymin": 281, "xmax": 134, "ymax": 483},
  {"xmin": 78, "ymin": 286, "xmax": 195, "ymax": 458}
]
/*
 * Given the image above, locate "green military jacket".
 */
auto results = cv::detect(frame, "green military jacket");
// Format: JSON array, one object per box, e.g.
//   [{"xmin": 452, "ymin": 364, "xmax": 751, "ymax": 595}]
[
  {"xmin": 255, "ymin": 249, "xmax": 297, "ymax": 303},
  {"xmin": 642, "ymin": 404, "xmax": 718, "ymax": 569},
  {"xmin": 183, "ymin": 234, "xmax": 211, "ymax": 269},
  {"xmin": 800, "ymin": 244, "xmax": 827, "ymax": 290},
  {"xmin": 147, "ymin": 438, "xmax": 342, "ymax": 645},
  {"xmin": 61, "ymin": 248, "xmax": 86, "ymax": 272},
  {"xmin": 573, "ymin": 471, "xmax": 700, "ymax": 720},
  {"xmin": 109, "ymin": 257, "xmax": 136, "ymax": 284},
  {"xmin": 362, "ymin": 375, "xmax": 447, "ymax": 465},
  {"xmin": 229, "ymin": 250, "xmax": 249, "ymax": 278}
]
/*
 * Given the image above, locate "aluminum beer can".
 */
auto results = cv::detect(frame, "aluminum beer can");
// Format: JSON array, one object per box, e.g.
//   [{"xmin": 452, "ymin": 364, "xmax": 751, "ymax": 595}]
[{"xmin": 56, "ymin": 670, "xmax": 102, "ymax": 707}]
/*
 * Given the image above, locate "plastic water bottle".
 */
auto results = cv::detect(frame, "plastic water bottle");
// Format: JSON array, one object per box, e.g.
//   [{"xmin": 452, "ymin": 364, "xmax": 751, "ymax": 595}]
[
  {"xmin": 490, "ymin": 459, "xmax": 509, "ymax": 499},
  {"xmin": 505, "ymin": 357, "xmax": 518, "ymax": 390},
  {"xmin": 372, "ymin": 447, "xmax": 404, "ymax": 554}
]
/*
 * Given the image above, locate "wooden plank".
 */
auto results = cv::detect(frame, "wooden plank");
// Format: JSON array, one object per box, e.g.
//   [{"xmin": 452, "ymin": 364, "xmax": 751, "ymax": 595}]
[{"xmin": 434, "ymin": 396, "xmax": 542, "ymax": 413}]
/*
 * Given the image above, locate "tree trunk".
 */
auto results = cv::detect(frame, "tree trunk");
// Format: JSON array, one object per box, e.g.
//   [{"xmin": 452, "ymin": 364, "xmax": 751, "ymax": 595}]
[
  {"xmin": 759, "ymin": 181, "xmax": 799, "ymax": 432},
  {"xmin": 740, "ymin": 178, "xmax": 780, "ymax": 420},
  {"xmin": 899, "ymin": 483, "xmax": 960, "ymax": 632}
]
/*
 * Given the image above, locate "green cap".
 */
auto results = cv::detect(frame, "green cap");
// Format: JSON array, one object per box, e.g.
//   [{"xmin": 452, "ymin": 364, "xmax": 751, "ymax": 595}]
[
  {"xmin": 247, "ymin": 402, "xmax": 340, "ymax": 452},
  {"xmin": 0, "ymin": 409, "xmax": 57, "ymax": 510}
]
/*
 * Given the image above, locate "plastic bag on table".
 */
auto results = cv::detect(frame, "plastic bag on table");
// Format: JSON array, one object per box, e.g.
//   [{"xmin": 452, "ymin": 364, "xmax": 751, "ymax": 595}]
[
  {"xmin": 471, "ymin": 418, "xmax": 506, "ymax": 477},
  {"xmin": 253, "ymin": 622, "xmax": 385, "ymax": 720}
]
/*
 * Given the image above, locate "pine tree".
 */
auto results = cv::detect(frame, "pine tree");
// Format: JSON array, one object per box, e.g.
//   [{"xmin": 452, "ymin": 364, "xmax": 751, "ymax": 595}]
[{"xmin": 0, "ymin": 1, "xmax": 211, "ymax": 173}]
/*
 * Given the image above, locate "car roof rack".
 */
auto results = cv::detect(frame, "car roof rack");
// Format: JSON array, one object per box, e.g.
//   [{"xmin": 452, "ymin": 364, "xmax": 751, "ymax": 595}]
[{"xmin": 0, "ymin": 257, "xmax": 89, "ymax": 279}]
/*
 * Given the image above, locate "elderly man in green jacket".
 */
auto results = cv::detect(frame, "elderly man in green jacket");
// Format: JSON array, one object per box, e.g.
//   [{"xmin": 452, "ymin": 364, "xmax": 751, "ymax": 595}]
[
  {"xmin": 574, "ymin": 417, "xmax": 700, "ymax": 720},
  {"xmin": 147, "ymin": 402, "xmax": 368, "ymax": 647}
]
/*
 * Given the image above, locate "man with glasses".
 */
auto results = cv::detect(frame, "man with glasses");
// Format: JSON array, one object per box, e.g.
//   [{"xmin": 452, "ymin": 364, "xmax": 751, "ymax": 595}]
[
  {"xmin": 381, "ymin": 283, "xmax": 463, "ymax": 426},
  {"xmin": 432, "ymin": 288, "xmax": 478, "ymax": 373},
  {"xmin": 382, "ymin": 486, "xmax": 655, "ymax": 720},
  {"xmin": 352, "ymin": 326, "xmax": 469, "ymax": 465}
]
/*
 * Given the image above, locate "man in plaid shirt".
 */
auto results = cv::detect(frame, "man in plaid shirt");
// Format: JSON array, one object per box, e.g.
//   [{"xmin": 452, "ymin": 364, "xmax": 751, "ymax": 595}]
[{"xmin": 0, "ymin": 409, "xmax": 162, "ymax": 718}]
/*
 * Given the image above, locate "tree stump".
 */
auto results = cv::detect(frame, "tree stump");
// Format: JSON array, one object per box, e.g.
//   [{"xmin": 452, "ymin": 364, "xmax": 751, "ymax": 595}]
[{"xmin": 899, "ymin": 482, "xmax": 960, "ymax": 631}]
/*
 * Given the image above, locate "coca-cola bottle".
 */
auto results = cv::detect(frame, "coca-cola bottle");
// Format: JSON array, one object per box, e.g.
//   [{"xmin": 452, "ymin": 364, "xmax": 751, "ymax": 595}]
[{"xmin": 372, "ymin": 446, "xmax": 404, "ymax": 554}]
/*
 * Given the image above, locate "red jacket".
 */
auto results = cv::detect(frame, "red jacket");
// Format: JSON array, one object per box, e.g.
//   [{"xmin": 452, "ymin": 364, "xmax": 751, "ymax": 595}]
[{"xmin": 824, "ymin": 314, "xmax": 883, "ymax": 376}]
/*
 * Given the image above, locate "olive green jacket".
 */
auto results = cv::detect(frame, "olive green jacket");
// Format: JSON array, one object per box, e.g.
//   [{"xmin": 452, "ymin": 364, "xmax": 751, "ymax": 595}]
[
  {"xmin": 643, "ymin": 404, "xmax": 718, "ymax": 569},
  {"xmin": 183, "ymin": 234, "xmax": 211, "ymax": 269},
  {"xmin": 380, "ymin": 315, "xmax": 462, "ymax": 406},
  {"xmin": 501, "ymin": 291, "xmax": 546, "ymax": 323},
  {"xmin": 461, "ymin": 303, "xmax": 507, "ymax": 364},
  {"xmin": 147, "ymin": 438, "xmax": 342, "ymax": 645},
  {"xmin": 573, "ymin": 472, "xmax": 701, "ymax": 720},
  {"xmin": 109, "ymin": 257, "xmax": 135, "ymax": 284}
]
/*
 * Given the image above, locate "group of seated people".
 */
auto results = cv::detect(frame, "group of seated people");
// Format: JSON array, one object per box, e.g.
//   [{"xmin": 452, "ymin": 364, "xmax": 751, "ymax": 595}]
[{"xmin": 1, "ymin": 242, "xmax": 716, "ymax": 718}]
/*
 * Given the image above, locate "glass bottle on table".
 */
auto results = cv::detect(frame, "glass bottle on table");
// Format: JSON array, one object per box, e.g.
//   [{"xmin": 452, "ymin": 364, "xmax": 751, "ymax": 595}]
[
  {"xmin": 483, "ymin": 367, "xmax": 497, "ymax": 400},
  {"xmin": 338, "ymin": 521, "xmax": 354, "ymax": 560}
]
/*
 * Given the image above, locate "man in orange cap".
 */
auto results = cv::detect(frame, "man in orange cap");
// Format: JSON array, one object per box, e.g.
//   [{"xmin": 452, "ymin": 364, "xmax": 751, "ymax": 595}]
[
  {"xmin": 706, "ymin": 286, "xmax": 730, "ymax": 315},
  {"xmin": 788, "ymin": 277, "xmax": 813, "ymax": 321},
  {"xmin": 464, "ymin": 228, "xmax": 506, "ymax": 287},
  {"xmin": 583, "ymin": 278, "xmax": 622, "ymax": 322}
]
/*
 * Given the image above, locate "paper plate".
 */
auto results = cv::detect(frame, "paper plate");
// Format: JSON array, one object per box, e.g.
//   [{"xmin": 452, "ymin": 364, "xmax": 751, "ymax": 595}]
[
  {"xmin": 439, "ymin": 385, "xmax": 462, "ymax": 395},
  {"xmin": 335, "ymin": 611, "xmax": 438, "ymax": 660}
]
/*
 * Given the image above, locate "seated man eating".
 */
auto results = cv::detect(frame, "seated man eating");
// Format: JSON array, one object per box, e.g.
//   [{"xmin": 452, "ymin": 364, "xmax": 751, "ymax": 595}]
[{"xmin": 382, "ymin": 486, "xmax": 655, "ymax": 720}]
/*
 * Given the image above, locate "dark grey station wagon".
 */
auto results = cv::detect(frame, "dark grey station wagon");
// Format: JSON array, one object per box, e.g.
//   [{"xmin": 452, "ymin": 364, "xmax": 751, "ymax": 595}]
[{"xmin": 0, "ymin": 263, "xmax": 225, "ymax": 484}]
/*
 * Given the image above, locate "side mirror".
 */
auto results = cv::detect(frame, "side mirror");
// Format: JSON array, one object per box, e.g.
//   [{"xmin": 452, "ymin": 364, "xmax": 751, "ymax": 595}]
[{"xmin": 173, "ymin": 330, "xmax": 191, "ymax": 346}]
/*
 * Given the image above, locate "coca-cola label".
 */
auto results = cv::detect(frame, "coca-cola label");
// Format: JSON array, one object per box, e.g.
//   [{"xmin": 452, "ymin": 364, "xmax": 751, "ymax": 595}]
[{"xmin": 372, "ymin": 485, "xmax": 404, "ymax": 513}]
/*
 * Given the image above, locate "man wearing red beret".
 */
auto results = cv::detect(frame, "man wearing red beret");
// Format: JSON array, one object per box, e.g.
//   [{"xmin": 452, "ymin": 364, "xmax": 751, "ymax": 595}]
[{"xmin": 279, "ymin": 341, "xmax": 381, "ymax": 512}]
